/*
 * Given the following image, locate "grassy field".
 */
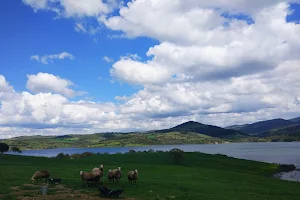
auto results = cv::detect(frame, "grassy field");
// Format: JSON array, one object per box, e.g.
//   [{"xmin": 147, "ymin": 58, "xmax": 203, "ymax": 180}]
[{"xmin": 0, "ymin": 152, "xmax": 299, "ymax": 200}]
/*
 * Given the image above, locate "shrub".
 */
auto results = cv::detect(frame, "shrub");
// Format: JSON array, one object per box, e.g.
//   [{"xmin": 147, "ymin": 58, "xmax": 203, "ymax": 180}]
[
  {"xmin": 56, "ymin": 153, "xmax": 65, "ymax": 159},
  {"xmin": 56, "ymin": 153, "xmax": 70, "ymax": 159},
  {"xmin": 169, "ymin": 148, "xmax": 184, "ymax": 164},
  {"xmin": 148, "ymin": 149, "xmax": 155, "ymax": 153},
  {"xmin": 69, "ymin": 152, "xmax": 94, "ymax": 159},
  {"xmin": 278, "ymin": 164, "xmax": 296, "ymax": 172},
  {"xmin": 70, "ymin": 153, "xmax": 81, "ymax": 159},
  {"xmin": 11, "ymin": 146, "xmax": 22, "ymax": 153},
  {"xmin": 80, "ymin": 152, "xmax": 94, "ymax": 157},
  {"xmin": 64, "ymin": 153, "xmax": 70, "ymax": 158},
  {"xmin": 215, "ymin": 153, "xmax": 228, "ymax": 157},
  {"xmin": 0, "ymin": 143, "xmax": 9, "ymax": 154}
]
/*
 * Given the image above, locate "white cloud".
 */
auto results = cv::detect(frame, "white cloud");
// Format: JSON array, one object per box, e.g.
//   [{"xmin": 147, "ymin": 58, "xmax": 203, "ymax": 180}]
[
  {"xmin": 74, "ymin": 22, "xmax": 100, "ymax": 35},
  {"xmin": 120, "ymin": 54, "xmax": 141, "ymax": 61},
  {"xmin": 0, "ymin": 94, "xmax": 120, "ymax": 139},
  {"xmin": 0, "ymin": 75, "xmax": 121, "ymax": 139},
  {"xmin": 26, "ymin": 73, "xmax": 77, "ymax": 97},
  {"xmin": 116, "ymin": 59, "xmax": 300, "ymax": 126},
  {"xmin": 61, "ymin": 0, "xmax": 110, "ymax": 17},
  {"xmin": 110, "ymin": 58, "xmax": 170, "ymax": 85},
  {"xmin": 0, "ymin": 75, "xmax": 14, "ymax": 93},
  {"xmin": 22, "ymin": 0, "xmax": 48, "ymax": 11},
  {"xmin": 103, "ymin": 56, "xmax": 114, "ymax": 63},
  {"xmin": 23, "ymin": 0, "xmax": 117, "ymax": 38},
  {"xmin": 23, "ymin": 0, "xmax": 117, "ymax": 17},
  {"xmin": 74, "ymin": 23, "xmax": 87, "ymax": 33},
  {"xmin": 0, "ymin": 75, "xmax": 15, "ymax": 101},
  {"xmin": 31, "ymin": 52, "xmax": 75, "ymax": 64},
  {"xmin": 102, "ymin": 2, "xmax": 300, "ymax": 85}
]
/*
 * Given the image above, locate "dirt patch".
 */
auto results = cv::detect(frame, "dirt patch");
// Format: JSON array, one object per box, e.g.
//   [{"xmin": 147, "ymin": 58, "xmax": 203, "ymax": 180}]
[
  {"xmin": 19, "ymin": 193, "xmax": 109, "ymax": 200},
  {"xmin": 11, "ymin": 186, "xmax": 20, "ymax": 190},
  {"xmin": 9, "ymin": 184, "xmax": 138, "ymax": 200}
]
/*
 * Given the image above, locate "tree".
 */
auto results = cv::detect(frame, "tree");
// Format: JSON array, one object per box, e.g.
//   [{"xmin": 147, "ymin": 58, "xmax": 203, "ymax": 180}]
[
  {"xmin": 169, "ymin": 148, "xmax": 184, "ymax": 164},
  {"xmin": 11, "ymin": 146, "xmax": 22, "ymax": 153},
  {"xmin": 0, "ymin": 143, "xmax": 9, "ymax": 154},
  {"xmin": 56, "ymin": 152, "xmax": 69, "ymax": 159}
]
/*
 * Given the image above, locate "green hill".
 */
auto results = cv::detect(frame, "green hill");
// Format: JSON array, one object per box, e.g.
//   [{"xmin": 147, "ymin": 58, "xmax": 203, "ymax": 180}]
[
  {"xmin": 155, "ymin": 121, "xmax": 248, "ymax": 138},
  {"xmin": 258, "ymin": 124, "xmax": 300, "ymax": 141},
  {"xmin": 2, "ymin": 118, "xmax": 300, "ymax": 150}
]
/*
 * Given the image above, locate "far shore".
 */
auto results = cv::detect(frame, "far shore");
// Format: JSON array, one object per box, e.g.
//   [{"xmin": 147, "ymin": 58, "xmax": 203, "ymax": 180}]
[{"xmin": 3, "ymin": 140, "xmax": 300, "ymax": 151}]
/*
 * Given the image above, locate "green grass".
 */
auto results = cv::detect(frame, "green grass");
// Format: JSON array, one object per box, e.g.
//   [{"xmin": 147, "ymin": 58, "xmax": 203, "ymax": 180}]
[
  {"xmin": 1, "ymin": 194, "xmax": 17, "ymax": 200},
  {"xmin": 0, "ymin": 152, "xmax": 299, "ymax": 200}
]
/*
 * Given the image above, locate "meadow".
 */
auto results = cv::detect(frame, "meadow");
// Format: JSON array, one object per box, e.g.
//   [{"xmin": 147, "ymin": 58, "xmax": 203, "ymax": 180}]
[{"xmin": 0, "ymin": 151, "xmax": 299, "ymax": 200}]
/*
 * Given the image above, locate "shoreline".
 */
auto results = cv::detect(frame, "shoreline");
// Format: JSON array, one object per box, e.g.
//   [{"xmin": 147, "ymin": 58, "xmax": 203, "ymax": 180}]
[
  {"xmin": 275, "ymin": 168, "xmax": 300, "ymax": 182},
  {"xmin": 5, "ymin": 140, "xmax": 300, "ymax": 151}
]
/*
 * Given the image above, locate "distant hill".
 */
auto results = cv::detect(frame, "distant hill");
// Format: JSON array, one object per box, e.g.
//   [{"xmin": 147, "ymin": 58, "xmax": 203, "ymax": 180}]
[
  {"xmin": 226, "ymin": 118, "xmax": 295, "ymax": 135},
  {"xmin": 258, "ymin": 124, "xmax": 300, "ymax": 142},
  {"xmin": 289, "ymin": 117, "xmax": 300, "ymax": 124},
  {"xmin": 225, "ymin": 124, "xmax": 248, "ymax": 130},
  {"xmin": 259, "ymin": 124, "xmax": 300, "ymax": 137},
  {"xmin": 3, "ymin": 118, "xmax": 300, "ymax": 150},
  {"xmin": 155, "ymin": 121, "xmax": 248, "ymax": 138}
]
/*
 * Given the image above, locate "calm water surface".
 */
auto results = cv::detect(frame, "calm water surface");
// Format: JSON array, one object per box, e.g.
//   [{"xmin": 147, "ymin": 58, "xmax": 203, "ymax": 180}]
[{"xmin": 7, "ymin": 142, "xmax": 300, "ymax": 167}]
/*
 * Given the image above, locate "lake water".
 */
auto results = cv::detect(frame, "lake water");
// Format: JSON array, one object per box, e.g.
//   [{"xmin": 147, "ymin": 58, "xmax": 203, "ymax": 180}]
[{"xmin": 7, "ymin": 142, "xmax": 300, "ymax": 167}]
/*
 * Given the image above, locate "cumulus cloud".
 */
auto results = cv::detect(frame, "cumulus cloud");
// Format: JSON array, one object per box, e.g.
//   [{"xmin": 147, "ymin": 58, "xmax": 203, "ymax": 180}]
[
  {"xmin": 0, "ymin": 75, "xmax": 14, "ymax": 93},
  {"xmin": 0, "ymin": 74, "xmax": 199, "ymax": 139},
  {"xmin": 1, "ymin": 67, "xmax": 300, "ymax": 139},
  {"xmin": 110, "ymin": 58, "xmax": 170, "ymax": 85},
  {"xmin": 22, "ymin": 0, "xmax": 117, "ymax": 17},
  {"xmin": 61, "ymin": 0, "xmax": 110, "ymax": 17},
  {"xmin": 0, "ymin": 74, "xmax": 120, "ymax": 138},
  {"xmin": 0, "ymin": 75, "xmax": 15, "ymax": 101},
  {"xmin": 22, "ymin": 0, "xmax": 48, "ymax": 11},
  {"xmin": 101, "ymin": 2, "xmax": 300, "ymax": 84},
  {"xmin": 31, "ymin": 52, "xmax": 75, "ymax": 64},
  {"xmin": 101, "ymin": 1, "xmax": 300, "ymax": 127},
  {"xmin": 5, "ymin": 1, "xmax": 300, "ymax": 139},
  {"xmin": 26, "ymin": 73, "xmax": 78, "ymax": 98}
]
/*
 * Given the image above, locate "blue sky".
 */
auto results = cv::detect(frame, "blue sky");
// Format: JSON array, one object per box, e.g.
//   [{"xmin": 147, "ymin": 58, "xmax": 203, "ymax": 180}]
[
  {"xmin": 0, "ymin": 0, "xmax": 157, "ymax": 102},
  {"xmin": 1, "ymin": 0, "xmax": 300, "ymax": 139}
]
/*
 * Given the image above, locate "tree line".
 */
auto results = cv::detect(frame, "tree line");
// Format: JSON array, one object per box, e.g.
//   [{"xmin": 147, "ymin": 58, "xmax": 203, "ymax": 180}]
[{"xmin": 0, "ymin": 143, "xmax": 22, "ymax": 154}]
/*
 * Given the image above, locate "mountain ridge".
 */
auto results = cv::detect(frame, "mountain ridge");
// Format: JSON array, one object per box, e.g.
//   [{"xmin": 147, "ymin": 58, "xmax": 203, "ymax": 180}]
[
  {"xmin": 154, "ymin": 121, "xmax": 248, "ymax": 138},
  {"xmin": 2, "ymin": 117, "xmax": 300, "ymax": 150},
  {"xmin": 225, "ymin": 118, "xmax": 300, "ymax": 135}
]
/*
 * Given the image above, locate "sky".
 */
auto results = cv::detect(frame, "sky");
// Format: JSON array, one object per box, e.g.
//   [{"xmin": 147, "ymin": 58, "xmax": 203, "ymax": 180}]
[{"xmin": 1, "ymin": 0, "xmax": 300, "ymax": 139}]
